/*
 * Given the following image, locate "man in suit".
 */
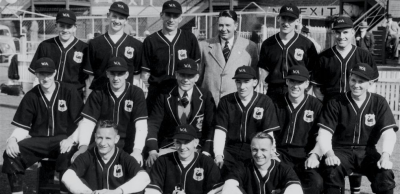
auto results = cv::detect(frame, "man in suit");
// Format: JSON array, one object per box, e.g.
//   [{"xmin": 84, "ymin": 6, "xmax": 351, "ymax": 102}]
[
  {"xmin": 199, "ymin": 10, "xmax": 258, "ymax": 105},
  {"xmin": 356, "ymin": 21, "xmax": 375, "ymax": 54},
  {"xmin": 145, "ymin": 58, "xmax": 216, "ymax": 168},
  {"xmin": 381, "ymin": 14, "xmax": 400, "ymax": 59}
]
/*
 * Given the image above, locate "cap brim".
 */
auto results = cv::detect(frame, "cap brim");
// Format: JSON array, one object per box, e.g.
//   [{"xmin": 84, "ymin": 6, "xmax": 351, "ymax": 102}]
[
  {"xmin": 177, "ymin": 69, "xmax": 198, "ymax": 75},
  {"xmin": 109, "ymin": 9, "xmax": 129, "ymax": 17},
  {"xmin": 332, "ymin": 24, "xmax": 353, "ymax": 29},
  {"xmin": 172, "ymin": 133, "xmax": 195, "ymax": 141},
  {"xmin": 285, "ymin": 75, "xmax": 308, "ymax": 81},
  {"xmin": 163, "ymin": 8, "xmax": 182, "ymax": 14},
  {"xmin": 36, "ymin": 68, "xmax": 55, "ymax": 73},
  {"xmin": 351, "ymin": 71, "xmax": 371, "ymax": 81},
  {"xmin": 278, "ymin": 12, "xmax": 298, "ymax": 19},
  {"xmin": 56, "ymin": 18, "xmax": 76, "ymax": 25},
  {"xmin": 232, "ymin": 74, "xmax": 256, "ymax": 79},
  {"xmin": 107, "ymin": 67, "xmax": 128, "ymax": 72}
]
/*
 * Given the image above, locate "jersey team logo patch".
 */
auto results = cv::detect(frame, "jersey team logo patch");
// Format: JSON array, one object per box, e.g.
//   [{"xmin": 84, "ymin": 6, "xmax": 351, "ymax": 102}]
[
  {"xmin": 294, "ymin": 48, "xmax": 304, "ymax": 61},
  {"xmin": 303, "ymin": 110, "xmax": 314, "ymax": 123},
  {"xmin": 196, "ymin": 116, "xmax": 204, "ymax": 131},
  {"xmin": 253, "ymin": 107, "xmax": 264, "ymax": 120},
  {"xmin": 178, "ymin": 49, "xmax": 187, "ymax": 60},
  {"xmin": 193, "ymin": 167, "xmax": 204, "ymax": 181},
  {"xmin": 124, "ymin": 46, "xmax": 134, "ymax": 59},
  {"xmin": 58, "ymin": 100, "xmax": 67, "ymax": 112},
  {"xmin": 365, "ymin": 114, "xmax": 376, "ymax": 126},
  {"xmin": 113, "ymin": 164, "xmax": 123, "ymax": 178},
  {"xmin": 124, "ymin": 100, "xmax": 133, "ymax": 112},
  {"xmin": 73, "ymin": 51, "xmax": 83, "ymax": 63}
]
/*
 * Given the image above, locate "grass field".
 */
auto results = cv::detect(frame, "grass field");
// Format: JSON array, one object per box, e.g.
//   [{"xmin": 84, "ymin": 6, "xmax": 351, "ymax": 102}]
[{"xmin": 0, "ymin": 65, "xmax": 399, "ymax": 193}]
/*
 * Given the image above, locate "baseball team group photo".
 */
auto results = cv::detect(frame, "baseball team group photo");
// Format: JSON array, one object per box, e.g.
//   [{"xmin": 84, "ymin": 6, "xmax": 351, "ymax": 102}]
[{"xmin": 0, "ymin": 0, "xmax": 399, "ymax": 193}]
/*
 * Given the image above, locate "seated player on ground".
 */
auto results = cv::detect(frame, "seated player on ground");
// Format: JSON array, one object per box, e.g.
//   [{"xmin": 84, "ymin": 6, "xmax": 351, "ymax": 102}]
[
  {"xmin": 146, "ymin": 125, "xmax": 222, "ymax": 194},
  {"xmin": 273, "ymin": 65, "xmax": 324, "ymax": 193},
  {"xmin": 145, "ymin": 58, "xmax": 216, "ymax": 167},
  {"xmin": 2, "ymin": 57, "xmax": 83, "ymax": 194},
  {"xmin": 73, "ymin": 57, "xmax": 148, "ymax": 165},
  {"xmin": 213, "ymin": 66, "xmax": 280, "ymax": 176},
  {"xmin": 221, "ymin": 131, "xmax": 303, "ymax": 194},
  {"xmin": 316, "ymin": 63, "xmax": 397, "ymax": 194},
  {"xmin": 62, "ymin": 120, "xmax": 150, "ymax": 194}
]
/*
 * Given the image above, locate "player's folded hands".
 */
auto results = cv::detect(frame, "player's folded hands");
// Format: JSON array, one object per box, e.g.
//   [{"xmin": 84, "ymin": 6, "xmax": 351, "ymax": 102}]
[
  {"xmin": 60, "ymin": 138, "xmax": 75, "ymax": 154},
  {"xmin": 324, "ymin": 151, "xmax": 341, "ymax": 166},
  {"xmin": 6, "ymin": 137, "xmax": 20, "ymax": 158},
  {"xmin": 146, "ymin": 150, "xmax": 159, "ymax": 167},
  {"xmin": 92, "ymin": 189, "xmax": 120, "ymax": 194},
  {"xmin": 305, "ymin": 153, "xmax": 320, "ymax": 169},
  {"xmin": 377, "ymin": 153, "xmax": 393, "ymax": 169}
]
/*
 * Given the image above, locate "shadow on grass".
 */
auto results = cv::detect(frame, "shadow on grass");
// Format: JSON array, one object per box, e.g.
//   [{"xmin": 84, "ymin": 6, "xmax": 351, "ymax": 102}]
[
  {"xmin": 0, "ymin": 164, "xmax": 39, "ymax": 194},
  {"xmin": 0, "ymin": 104, "xmax": 19, "ymax": 110}
]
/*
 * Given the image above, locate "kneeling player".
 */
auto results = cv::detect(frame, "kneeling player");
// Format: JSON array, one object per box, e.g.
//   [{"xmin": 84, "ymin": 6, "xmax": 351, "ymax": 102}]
[
  {"xmin": 146, "ymin": 125, "xmax": 222, "ymax": 194},
  {"xmin": 2, "ymin": 57, "xmax": 83, "ymax": 193},
  {"xmin": 221, "ymin": 131, "xmax": 303, "ymax": 194},
  {"xmin": 62, "ymin": 120, "xmax": 150, "ymax": 193},
  {"xmin": 316, "ymin": 63, "xmax": 397, "ymax": 194},
  {"xmin": 273, "ymin": 66, "xmax": 323, "ymax": 193}
]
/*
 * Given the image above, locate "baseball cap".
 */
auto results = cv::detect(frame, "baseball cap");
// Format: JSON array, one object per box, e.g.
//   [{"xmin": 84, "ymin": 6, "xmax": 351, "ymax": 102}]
[
  {"xmin": 232, "ymin": 66, "xmax": 257, "ymax": 79},
  {"xmin": 109, "ymin": 2, "xmax": 129, "ymax": 17},
  {"xmin": 56, "ymin": 10, "xmax": 76, "ymax": 25},
  {"xmin": 106, "ymin": 57, "xmax": 128, "ymax": 72},
  {"xmin": 285, "ymin": 66, "xmax": 309, "ymax": 81},
  {"xmin": 350, "ymin": 63, "xmax": 374, "ymax": 81},
  {"xmin": 172, "ymin": 124, "xmax": 198, "ymax": 141},
  {"xmin": 176, "ymin": 58, "xmax": 198, "ymax": 75},
  {"xmin": 332, "ymin": 16, "xmax": 353, "ymax": 29},
  {"xmin": 35, "ymin": 57, "xmax": 56, "ymax": 73},
  {"xmin": 279, "ymin": 4, "xmax": 300, "ymax": 19},
  {"xmin": 162, "ymin": 1, "xmax": 182, "ymax": 14},
  {"xmin": 218, "ymin": 10, "xmax": 238, "ymax": 22},
  {"xmin": 301, "ymin": 26, "xmax": 310, "ymax": 33}
]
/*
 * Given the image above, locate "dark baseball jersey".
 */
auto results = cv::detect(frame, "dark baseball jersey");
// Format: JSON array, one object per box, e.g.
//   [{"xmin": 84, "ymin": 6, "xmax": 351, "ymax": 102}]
[
  {"xmin": 312, "ymin": 45, "xmax": 379, "ymax": 98},
  {"xmin": 69, "ymin": 147, "xmax": 144, "ymax": 190},
  {"xmin": 84, "ymin": 32, "xmax": 142, "ymax": 89},
  {"xmin": 81, "ymin": 82, "xmax": 147, "ymax": 139},
  {"xmin": 146, "ymin": 85, "xmax": 215, "ymax": 153},
  {"xmin": 215, "ymin": 92, "xmax": 280, "ymax": 144},
  {"xmin": 227, "ymin": 159, "xmax": 301, "ymax": 194},
  {"xmin": 11, "ymin": 81, "xmax": 83, "ymax": 136},
  {"xmin": 29, "ymin": 37, "xmax": 88, "ymax": 89},
  {"xmin": 318, "ymin": 92, "xmax": 398, "ymax": 146},
  {"xmin": 273, "ymin": 94, "xmax": 322, "ymax": 150},
  {"xmin": 147, "ymin": 152, "xmax": 222, "ymax": 194},
  {"xmin": 258, "ymin": 33, "xmax": 318, "ymax": 85},
  {"xmin": 141, "ymin": 29, "xmax": 201, "ymax": 86}
]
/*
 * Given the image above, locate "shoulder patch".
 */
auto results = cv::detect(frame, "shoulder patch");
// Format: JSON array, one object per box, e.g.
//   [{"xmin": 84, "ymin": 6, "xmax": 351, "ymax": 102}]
[
  {"xmin": 73, "ymin": 51, "xmax": 83, "ymax": 63},
  {"xmin": 253, "ymin": 107, "xmax": 264, "ymax": 120},
  {"xmin": 365, "ymin": 114, "xmax": 376, "ymax": 126},
  {"xmin": 125, "ymin": 46, "xmax": 134, "ymax": 59},
  {"xmin": 193, "ymin": 167, "xmax": 204, "ymax": 181},
  {"xmin": 178, "ymin": 49, "xmax": 187, "ymax": 60},
  {"xmin": 294, "ymin": 48, "xmax": 304, "ymax": 61},
  {"xmin": 125, "ymin": 100, "xmax": 133, "ymax": 112},
  {"xmin": 113, "ymin": 164, "xmax": 123, "ymax": 178},
  {"xmin": 58, "ymin": 100, "xmax": 67, "ymax": 112},
  {"xmin": 303, "ymin": 110, "xmax": 314, "ymax": 123}
]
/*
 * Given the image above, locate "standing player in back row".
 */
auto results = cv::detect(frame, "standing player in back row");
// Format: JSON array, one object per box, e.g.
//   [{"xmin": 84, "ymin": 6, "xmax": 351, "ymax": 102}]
[
  {"xmin": 258, "ymin": 4, "xmax": 318, "ymax": 100},
  {"xmin": 84, "ymin": 1, "xmax": 142, "ymax": 91},
  {"xmin": 29, "ymin": 10, "xmax": 88, "ymax": 95},
  {"xmin": 312, "ymin": 16, "xmax": 379, "ymax": 103},
  {"xmin": 141, "ymin": 1, "xmax": 201, "ymax": 105}
]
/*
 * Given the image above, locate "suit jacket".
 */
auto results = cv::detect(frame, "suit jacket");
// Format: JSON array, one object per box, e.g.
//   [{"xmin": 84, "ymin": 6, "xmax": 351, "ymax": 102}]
[
  {"xmin": 198, "ymin": 35, "xmax": 259, "ymax": 105},
  {"xmin": 146, "ymin": 85, "xmax": 216, "ymax": 153},
  {"xmin": 356, "ymin": 31, "xmax": 374, "ymax": 52},
  {"xmin": 382, "ymin": 20, "xmax": 400, "ymax": 36}
]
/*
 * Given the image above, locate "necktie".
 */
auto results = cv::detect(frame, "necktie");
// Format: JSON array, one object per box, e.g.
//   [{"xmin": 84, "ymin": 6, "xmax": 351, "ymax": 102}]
[
  {"xmin": 181, "ymin": 91, "xmax": 189, "ymax": 108},
  {"xmin": 223, "ymin": 41, "xmax": 230, "ymax": 62}
]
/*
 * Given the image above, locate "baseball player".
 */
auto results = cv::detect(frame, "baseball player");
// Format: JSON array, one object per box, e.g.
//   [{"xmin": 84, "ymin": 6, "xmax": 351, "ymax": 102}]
[
  {"xmin": 258, "ymin": 4, "xmax": 318, "ymax": 100},
  {"xmin": 316, "ymin": 63, "xmax": 397, "ymax": 194},
  {"xmin": 312, "ymin": 16, "xmax": 379, "ymax": 103},
  {"xmin": 29, "ymin": 10, "xmax": 88, "ymax": 93},
  {"xmin": 74, "ymin": 57, "xmax": 148, "ymax": 165},
  {"xmin": 146, "ymin": 124, "xmax": 222, "ymax": 194},
  {"xmin": 84, "ymin": 1, "xmax": 142, "ymax": 91},
  {"xmin": 213, "ymin": 66, "xmax": 280, "ymax": 176},
  {"xmin": 140, "ymin": 1, "xmax": 201, "ymax": 106},
  {"xmin": 145, "ymin": 58, "xmax": 216, "ymax": 167},
  {"xmin": 2, "ymin": 57, "xmax": 83, "ymax": 194},
  {"xmin": 62, "ymin": 120, "xmax": 150, "ymax": 194},
  {"xmin": 273, "ymin": 65, "xmax": 323, "ymax": 193},
  {"xmin": 221, "ymin": 131, "xmax": 303, "ymax": 194}
]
